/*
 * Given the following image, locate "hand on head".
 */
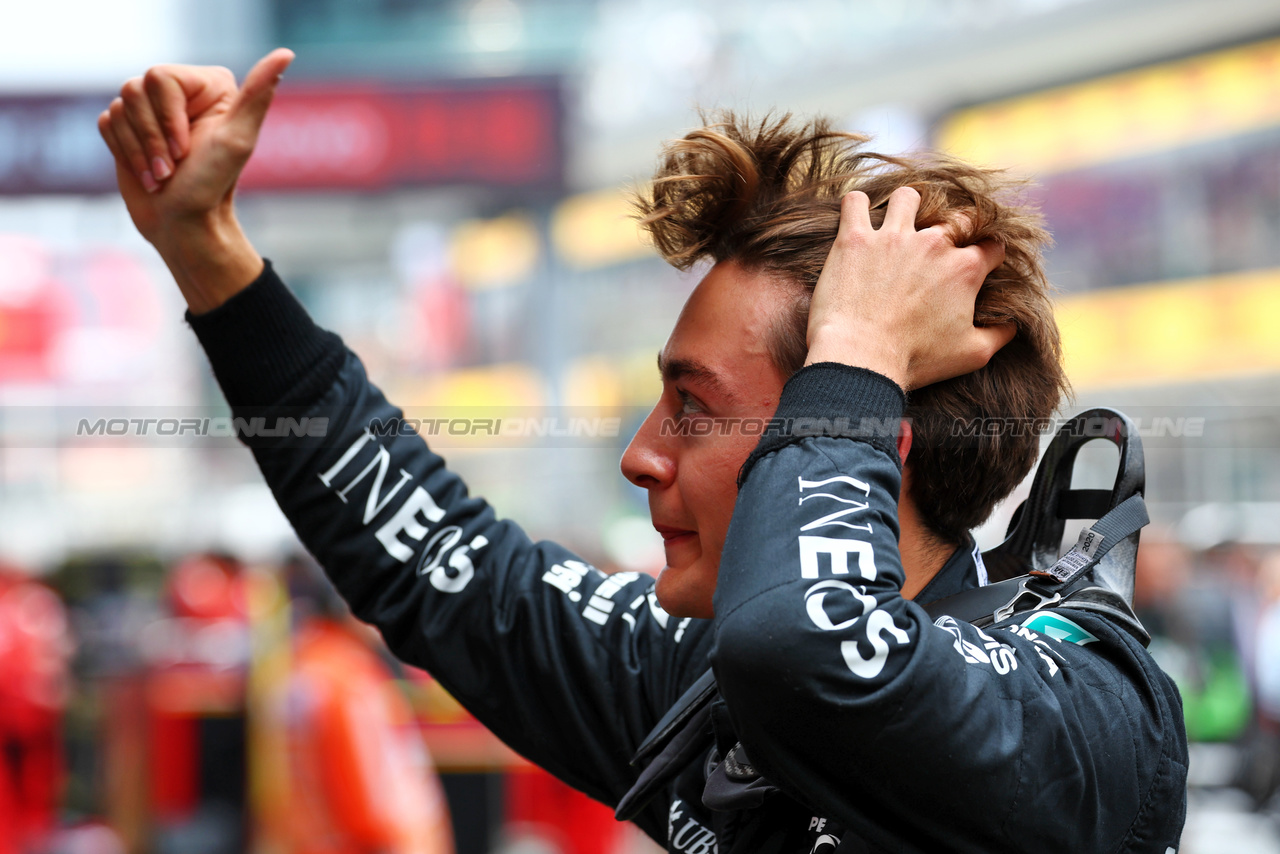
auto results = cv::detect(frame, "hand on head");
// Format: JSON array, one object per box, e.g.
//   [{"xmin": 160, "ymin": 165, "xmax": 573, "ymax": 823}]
[
  {"xmin": 97, "ymin": 49, "xmax": 294, "ymax": 312},
  {"xmin": 804, "ymin": 186, "xmax": 1014, "ymax": 391}
]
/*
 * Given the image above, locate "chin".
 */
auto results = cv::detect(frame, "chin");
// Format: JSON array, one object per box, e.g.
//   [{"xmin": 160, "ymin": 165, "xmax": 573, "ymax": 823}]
[{"xmin": 654, "ymin": 564, "xmax": 715, "ymax": 620}]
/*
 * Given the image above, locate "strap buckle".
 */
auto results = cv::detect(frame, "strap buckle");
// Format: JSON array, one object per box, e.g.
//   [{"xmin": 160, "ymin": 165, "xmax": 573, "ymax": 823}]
[{"xmin": 992, "ymin": 577, "xmax": 1063, "ymax": 624}]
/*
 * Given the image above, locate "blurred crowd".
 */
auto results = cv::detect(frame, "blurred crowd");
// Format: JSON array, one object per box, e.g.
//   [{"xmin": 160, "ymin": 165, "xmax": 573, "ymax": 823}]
[
  {"xmin": 1, "ymin": 535, "xmax": 1278, "ymax": 852},
  {"xmin": 1136, "ymin": 536, "xmax": 1280, "ymax": 809},
  {"xmin": 0, "ymin": 551, "xmax": 643, "ymax": 854}
]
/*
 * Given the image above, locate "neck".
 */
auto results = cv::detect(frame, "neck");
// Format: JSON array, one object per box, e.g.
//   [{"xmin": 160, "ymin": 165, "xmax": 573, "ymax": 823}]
[{"xmin": 897, "ymin": 490, "xmax": 958, "ymax": 600}]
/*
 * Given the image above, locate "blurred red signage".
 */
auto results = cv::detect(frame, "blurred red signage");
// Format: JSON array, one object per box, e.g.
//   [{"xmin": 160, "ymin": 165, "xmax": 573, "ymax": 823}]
[
  {"xmin": 0, "ymin": 79, "xmax": 562, "ymax": 195},
  {"xmin": 241, "ymin": 82, "xmax": 562, "ymax": 191}
]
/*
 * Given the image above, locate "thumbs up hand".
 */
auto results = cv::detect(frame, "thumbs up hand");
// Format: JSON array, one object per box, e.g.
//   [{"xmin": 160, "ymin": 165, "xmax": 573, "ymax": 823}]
[{"xmin": 98, "ymin": 49, "xmax": 294, "ymax": 312}]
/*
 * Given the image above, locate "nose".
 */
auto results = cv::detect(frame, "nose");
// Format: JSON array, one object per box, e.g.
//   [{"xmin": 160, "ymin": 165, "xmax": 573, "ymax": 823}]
[{"xmin": 621, "ymin": 404, "xmax": 675, "ymax": 490}]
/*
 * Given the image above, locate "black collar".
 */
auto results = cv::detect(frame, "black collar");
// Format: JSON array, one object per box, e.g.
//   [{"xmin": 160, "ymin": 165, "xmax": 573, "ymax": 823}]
[{"xmin": 912, "ymin": 537, "xmax": 986, "ymax": 606}]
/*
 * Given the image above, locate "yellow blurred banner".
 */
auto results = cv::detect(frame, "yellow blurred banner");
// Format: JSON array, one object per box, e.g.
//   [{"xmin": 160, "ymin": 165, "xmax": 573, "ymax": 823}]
[
  {"xmin": 1057, "ymin": 268, "xmax": 1280, "ymax": 390},
  {"xmin": 450, "ymin": 213, "xmax": 540, "ymax": 290},
  {"xmin": 389, "ymin": 362, "xmax": 548, "ymax": 408},
  {"xmin": 562, "ymin": 350, "xmax": 663, "ymax": 407},
  {"xmin": 551, "ymin": 187, "xmax": 655, "ymax": 270},
  {"xmin": 938, "ymin": 37, "xmax": 1280, "ymax": 175}
]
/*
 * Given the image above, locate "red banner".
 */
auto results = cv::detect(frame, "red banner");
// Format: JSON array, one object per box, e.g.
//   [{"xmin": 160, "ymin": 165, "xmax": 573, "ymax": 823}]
[
  {"xmin": 241, "ymin": 82, "xmax": 562, "ymax": 191},
  {"xmin": 0, "ymin": 79, "xmax": 562, "ymax": 195}
]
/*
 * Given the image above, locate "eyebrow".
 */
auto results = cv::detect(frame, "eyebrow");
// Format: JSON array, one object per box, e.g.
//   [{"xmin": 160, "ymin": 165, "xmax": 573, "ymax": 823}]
[{"xmin": 657, "ymin": 353, "xmax": 738, "ymax": 403}]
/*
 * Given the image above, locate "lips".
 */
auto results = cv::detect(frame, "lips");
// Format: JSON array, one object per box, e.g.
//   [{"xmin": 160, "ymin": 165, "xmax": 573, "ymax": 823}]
[{"xmin": 653, "ymin": 524, "xmax": 696, "ymax": 544}]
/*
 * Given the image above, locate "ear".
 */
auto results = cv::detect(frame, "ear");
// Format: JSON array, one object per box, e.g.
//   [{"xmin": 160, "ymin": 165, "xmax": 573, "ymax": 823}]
[{"xmin": 897, "ymin": 418, "xmax": 913, "ymax": 464}]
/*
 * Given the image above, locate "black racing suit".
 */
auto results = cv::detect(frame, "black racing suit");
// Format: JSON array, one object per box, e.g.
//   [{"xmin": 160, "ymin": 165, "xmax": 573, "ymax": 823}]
[{"xmin": 188, "ymin": 263, "xmax": 1188, "ymax": 853}]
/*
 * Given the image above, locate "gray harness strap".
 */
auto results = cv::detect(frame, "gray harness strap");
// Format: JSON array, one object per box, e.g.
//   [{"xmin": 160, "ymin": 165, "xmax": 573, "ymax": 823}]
[{"xmin": 922, "ymin": 494, "xmax": 1150, "ymax": 641}]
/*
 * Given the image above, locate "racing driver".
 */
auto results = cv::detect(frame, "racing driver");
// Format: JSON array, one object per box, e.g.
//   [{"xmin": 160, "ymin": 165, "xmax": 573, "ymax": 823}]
[{"xmin": 99, "ymin": 49, "xmax": 1188, "ymax": 852}]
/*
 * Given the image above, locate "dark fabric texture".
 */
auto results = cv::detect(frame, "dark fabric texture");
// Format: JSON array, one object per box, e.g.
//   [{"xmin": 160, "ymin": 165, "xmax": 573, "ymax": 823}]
[{"xmin": 186, "ymin": 261, "xmax": 345, "ymax": 410}]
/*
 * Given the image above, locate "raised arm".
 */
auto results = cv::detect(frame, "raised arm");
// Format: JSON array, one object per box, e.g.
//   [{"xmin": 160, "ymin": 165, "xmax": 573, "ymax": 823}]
[{"xmin": 99, "ymin": 54, "xmax": 707, "ymax": 837}]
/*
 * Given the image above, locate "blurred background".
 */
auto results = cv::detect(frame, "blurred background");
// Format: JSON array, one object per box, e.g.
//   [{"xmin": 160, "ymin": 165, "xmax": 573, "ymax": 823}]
[{"xmin": 1, "ymin": 0, "xmax": 1279, "ymax": 851}]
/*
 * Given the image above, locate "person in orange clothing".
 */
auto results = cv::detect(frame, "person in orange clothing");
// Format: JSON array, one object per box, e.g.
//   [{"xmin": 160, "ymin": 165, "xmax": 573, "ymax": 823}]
[{"xmin": 277, "ymin": 559, "xmax": 453, "ymax": 854}]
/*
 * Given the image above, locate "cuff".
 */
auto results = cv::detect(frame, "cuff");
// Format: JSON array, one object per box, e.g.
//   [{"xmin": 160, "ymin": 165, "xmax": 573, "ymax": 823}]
[
  {"xmin": 185, "ymin": 260, "xmax": 346, "ymax": 410},
  {"xmin": 738, "ymin": 363, "xmax": 906, "ymax": 485}
]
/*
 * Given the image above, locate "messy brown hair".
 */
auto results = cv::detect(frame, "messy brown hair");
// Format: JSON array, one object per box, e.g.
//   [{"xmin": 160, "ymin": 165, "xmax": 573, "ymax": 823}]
[{"xmin": 635, "ymin": 112, "xmax": 1068, "ymax": 544}]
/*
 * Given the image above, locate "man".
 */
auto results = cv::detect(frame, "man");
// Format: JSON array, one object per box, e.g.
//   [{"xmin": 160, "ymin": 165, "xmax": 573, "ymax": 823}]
[{"xmin": 99, "ymin": 49, "xmax": 1188, "ymax": 852}]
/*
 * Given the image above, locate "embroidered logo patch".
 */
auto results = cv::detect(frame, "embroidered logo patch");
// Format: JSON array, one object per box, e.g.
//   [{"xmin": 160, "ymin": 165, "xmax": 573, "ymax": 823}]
[{"xmin": 1021, "ymin": 612, "xmax": 1099, "ymax": 646}]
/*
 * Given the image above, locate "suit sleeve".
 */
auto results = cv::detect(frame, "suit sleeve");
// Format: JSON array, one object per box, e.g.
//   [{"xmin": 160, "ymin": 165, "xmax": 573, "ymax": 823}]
[
  {"xmin": 710, "ymin": 364, "xmax": 1187, "ymax": 853},
  {"xmin": 186, "ymin": 263, "xmax": 711, "ymax": 820}
]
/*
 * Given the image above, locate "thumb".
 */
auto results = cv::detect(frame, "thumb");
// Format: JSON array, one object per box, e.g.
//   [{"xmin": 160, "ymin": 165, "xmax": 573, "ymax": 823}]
[{"xmin": 227, "ymin": 48, "xmax": 295, "ymax": 137}]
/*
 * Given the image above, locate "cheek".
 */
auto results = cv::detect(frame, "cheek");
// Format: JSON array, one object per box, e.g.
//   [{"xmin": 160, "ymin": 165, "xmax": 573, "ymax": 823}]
[{"xmin": 687, "ymin": 434, "xmax": 759, "ymax": 552}]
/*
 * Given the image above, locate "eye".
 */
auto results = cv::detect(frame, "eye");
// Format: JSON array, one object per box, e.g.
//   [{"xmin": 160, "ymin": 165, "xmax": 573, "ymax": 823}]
[{"xmin": 675, "ymin": 388, "xmax": 708, "ymax": 419}]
